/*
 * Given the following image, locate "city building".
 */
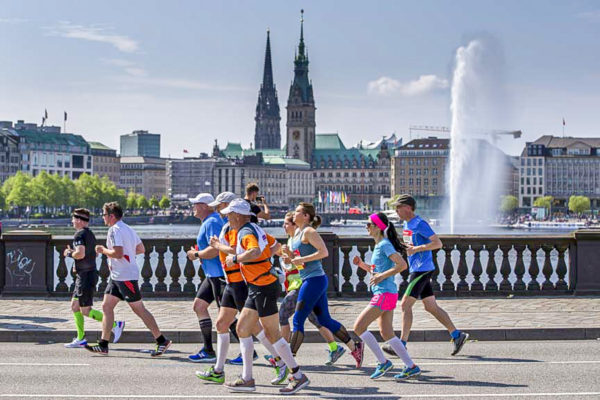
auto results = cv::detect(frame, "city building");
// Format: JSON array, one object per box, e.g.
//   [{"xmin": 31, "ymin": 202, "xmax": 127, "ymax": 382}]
[
  {"xmin": 0, "ymin": 122, "xmax": 21, "ymax": 183},
  {"xmin": 166, "ymin": 157, "xmax": 216, "ymax": 200},
  {"xmin": 0, "ymin": 120, "xmax": 92, "ymax": 179},
  {"xmin": 89, "ymin": 141, "xmax": 120, "ymax": 185},
  {"xmin": 119, "ymin": 156, "xmax": 167, "ymax": 199},
  {"xmin": 519, "ymin": 135, "xmax": 600, "ymax": 208},
  {"xmin": 254, "ymin": 30, "xmax": 281, "ymax": 150},
  {"xmin": 120, "ymin": 130, "xmax": 160, "ymax": 158}
]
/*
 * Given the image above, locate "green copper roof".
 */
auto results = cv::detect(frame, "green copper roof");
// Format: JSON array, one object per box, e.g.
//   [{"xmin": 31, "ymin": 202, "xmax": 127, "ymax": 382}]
[
  {"xmin": 88, "ymin": 141, "xmax": 115, "ymax": 151},
  {"xmin": 13, "ymin": 129, "xmax": 88, "ymax": 147},
  {"xmin": 315, "ymin": 133, "xmax": 346, "ymax": 150},
  {"xmin": 221, "ymin": 142, "xmax": 285, "ymax": 159},
  {"xmin": 263, "ymin": 156, "xmax": 310, "ymax": 168}
]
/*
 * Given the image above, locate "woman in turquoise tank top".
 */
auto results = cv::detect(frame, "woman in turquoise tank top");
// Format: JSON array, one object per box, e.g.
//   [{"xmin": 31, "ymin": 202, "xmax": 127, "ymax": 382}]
[{"xmin": 282, "ymin": 202, "xmax": 364, "ymax": 367}]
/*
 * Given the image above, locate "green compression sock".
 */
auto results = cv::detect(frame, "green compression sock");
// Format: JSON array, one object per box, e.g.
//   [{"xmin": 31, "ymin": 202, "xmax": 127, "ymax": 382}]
[
  {"xmin": 328, "ymin": 341, "xmax": 338, "ymax": 352},
  {"xmin": 73, "ymin": 311, "xmax": 85, "ymax": 340},
  {"xmin": 87, "ymin": 309, "xmax": 117, "ymax": 327}
]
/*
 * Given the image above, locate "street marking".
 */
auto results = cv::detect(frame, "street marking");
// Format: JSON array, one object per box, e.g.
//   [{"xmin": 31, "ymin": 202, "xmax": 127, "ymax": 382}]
[
  {"xmin": 418, "ymin": 360, "xmax": 600, "ymax": 366},
  {"xmin": 0, "ymin": 363, "xmax": 90, "ymax": 366},
  {"xmin": 2, "ymin": 393, "xmax": 600, "ymax": 399}
]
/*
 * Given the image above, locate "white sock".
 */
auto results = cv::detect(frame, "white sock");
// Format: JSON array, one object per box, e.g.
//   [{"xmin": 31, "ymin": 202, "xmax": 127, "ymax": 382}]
[
  {"xmin": 215, "ymin": 332, "xmax": 230, "ymax": 373},
  {"xmin": 388, "ymin": 336, "xmax": 415, "ymax": 368},
  {"xmin": 360, "ymin": 331, "xmax": 386, "ymax": 364},
  {"xmin": 240, "ymin": 336, "xmax": 254, "ymax": 381},
  {"xmin": 273, "ymin": 337, "xmax": 302, "ymax": 379},
  {"xmin": 256, "ymin": 330, "xmax": 284, "ymax": 367}
]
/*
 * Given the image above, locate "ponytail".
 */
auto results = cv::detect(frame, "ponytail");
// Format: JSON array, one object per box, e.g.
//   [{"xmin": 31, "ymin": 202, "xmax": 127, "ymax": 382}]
[
  {"xmin": 374, "ymin": 212, "xmax": 406, "ymax": 256},
  {"xmin": 298, "ymin": 202, "xmax": 322, "ymax": 229}
]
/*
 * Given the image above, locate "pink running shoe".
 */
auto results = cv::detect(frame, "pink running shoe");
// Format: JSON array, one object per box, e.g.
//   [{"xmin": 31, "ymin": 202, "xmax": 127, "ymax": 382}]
[{"xmin": 350, "ymin": 341, "xmax": 364, "ymax": 368}]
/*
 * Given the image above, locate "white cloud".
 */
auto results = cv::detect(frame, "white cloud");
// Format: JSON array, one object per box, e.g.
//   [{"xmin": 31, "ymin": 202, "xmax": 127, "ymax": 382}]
[
  {"xmin": 577, "ymin": 10, "xmax": 600, "ymax": 22},
  {"xmin": 0, "ymin": 18, "xmax": 28, "ymax": 24},
  {"xmin": 101, "ymin": 58, "xmax": 147, "ymax": 77},
  {"xmin": 368, "ymin": 74, "xmax": 449, "ymax": 96},
  {"xmin": 45, "ymin": 21, "xmax": 139, "ymax": 53},
  {"xmin": 113, "ymin": 75, "xmax": 251, "ymax": 92}
]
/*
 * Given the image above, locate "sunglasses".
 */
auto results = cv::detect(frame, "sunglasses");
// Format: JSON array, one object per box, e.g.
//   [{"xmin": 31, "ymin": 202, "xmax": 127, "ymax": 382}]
[{"xmin": 366, "ymin": 222, "xmax": 373, "ymax": 228}]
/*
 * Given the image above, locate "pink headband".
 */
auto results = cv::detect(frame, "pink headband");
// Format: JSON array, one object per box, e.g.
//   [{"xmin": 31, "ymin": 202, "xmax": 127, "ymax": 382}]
[{"xmin": 369, "ymin": 214, "xmax": 387, "ymax": 231}]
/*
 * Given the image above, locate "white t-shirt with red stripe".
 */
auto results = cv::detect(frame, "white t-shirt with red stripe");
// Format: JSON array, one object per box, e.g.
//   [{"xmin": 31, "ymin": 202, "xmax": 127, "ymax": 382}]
[{"xmin": 107, "ymin": 220, "xmax": 142, "ymax": 281}]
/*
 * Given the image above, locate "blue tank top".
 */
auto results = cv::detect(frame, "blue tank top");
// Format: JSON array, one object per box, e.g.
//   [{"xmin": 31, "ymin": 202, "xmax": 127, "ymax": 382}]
[{"xmin": 290, "ymin": 227, "xmax": 325, "ymax": 280}]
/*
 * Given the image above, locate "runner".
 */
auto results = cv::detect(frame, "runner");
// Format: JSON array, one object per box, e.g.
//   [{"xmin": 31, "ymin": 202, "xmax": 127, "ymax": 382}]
[
  {"xmin": 393, "ymin": 194, "xmax": 469, "ymax": 355},
  {"xmin": 218, "ymin": 199, "xmax": 309, "ymax": 394},
  {"xmin": 282, "ymin": 202, "xmax": 364, "ymax": 368},
  {"xmin": 63, "ymin": 208, "xmax": 125, "ymax": 348},
  {"xmin": 352, "ymin": 212, "xmax": 421, "ymax": 381},
  {"xmin": 276, "ymin": 211, "xmax": 344, "ymax": 365},
  {"xmin": 84, "ymin": 202, "xmax": 170, "ymax": 356},
  {"xmin": 186, "ymin": 193, "xmax": 238, "ymax": 363},
  {"xmin": 196, "ymin": 200, "xmax": 289, "ymax": 386}
]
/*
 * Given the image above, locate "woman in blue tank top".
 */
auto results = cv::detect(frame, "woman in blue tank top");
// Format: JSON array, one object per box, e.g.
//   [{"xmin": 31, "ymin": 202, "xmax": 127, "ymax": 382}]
[{"xmin": 282, "ymin": 202, "xmax": 365, "ymax": 368}]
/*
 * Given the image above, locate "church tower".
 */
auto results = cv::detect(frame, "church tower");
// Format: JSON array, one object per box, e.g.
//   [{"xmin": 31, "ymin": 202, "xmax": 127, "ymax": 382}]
[
  {"xmin": 254, "ymin": 30, "xmax": 281, "ymax": 150},
  {"xmin": 286, "ymin": 9, "xmax": 316, "ymax": 163}
]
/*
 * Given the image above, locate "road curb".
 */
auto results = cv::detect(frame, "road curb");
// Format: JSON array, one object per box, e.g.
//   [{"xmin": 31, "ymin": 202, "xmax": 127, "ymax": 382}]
[{"xmin": 1, "ymin": 328, "xmax": 598, "ymax": 343}]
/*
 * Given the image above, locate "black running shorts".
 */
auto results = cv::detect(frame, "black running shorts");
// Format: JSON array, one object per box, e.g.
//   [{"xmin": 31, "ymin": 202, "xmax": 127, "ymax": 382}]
[
  {"xmin": 220, "ymin": 281, "xmax": 249, "ymax": 311},
  {"xmin": 105, "ymin": 279, "xmax": 142, "ymax": 303},
  {"xmin": 244, "ymin": 280, "xmax": 280, "ymax": 317},
  {"xmin": 404, "ymin": 270, "xmax": 435, "ymax": 300},
  {"xmin": 73, "ymin": 270, "xmax": 98, "ymax": 307},
  {"xmin": 195, "ymin": 276, "xmax": 226, "ymax": 307}
]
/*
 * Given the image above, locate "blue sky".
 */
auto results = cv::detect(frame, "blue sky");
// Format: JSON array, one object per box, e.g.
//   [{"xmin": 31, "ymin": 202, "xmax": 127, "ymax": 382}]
[{"xmin": 1, "ymin": 0, "xmax": 599, "ymax": 157}]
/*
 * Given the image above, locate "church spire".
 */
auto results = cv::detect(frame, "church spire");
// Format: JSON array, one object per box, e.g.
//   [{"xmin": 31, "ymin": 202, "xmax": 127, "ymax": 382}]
[
  {"xmin": 262, "ymin": 29, "xmax": 274, "ymax": 89},
  {"xmin": 298, "ymin": 9, "xmax": 305, "ymax": 58},
  {"xmin": 254, "ymin": 29, "xmax": 281, "ymax": 150}
]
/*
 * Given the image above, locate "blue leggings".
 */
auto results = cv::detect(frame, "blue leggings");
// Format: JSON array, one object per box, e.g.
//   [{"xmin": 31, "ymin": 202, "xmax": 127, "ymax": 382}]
[{"xmin": 292, "ymin": 274, "xmax": 342, "ymax": 334}]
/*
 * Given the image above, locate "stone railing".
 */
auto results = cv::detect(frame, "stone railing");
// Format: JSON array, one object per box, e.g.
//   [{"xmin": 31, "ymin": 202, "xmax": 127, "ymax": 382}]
[{"xmin": 1, "ymin": 230, "xmax": 599, "ymax": 297}]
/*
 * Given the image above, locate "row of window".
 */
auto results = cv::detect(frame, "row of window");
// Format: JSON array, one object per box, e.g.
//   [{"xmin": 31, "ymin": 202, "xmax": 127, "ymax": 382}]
[
  {"xmin": 398, "ymin": 168, "xmax": 439, "ymax": 176},
  {"xmin": 397, "ymin": 178, "xmax": 438, "ymax": 186},
  {"xmin": 397, "ymin": 158, "xmax": 440, "ymax": 166}
]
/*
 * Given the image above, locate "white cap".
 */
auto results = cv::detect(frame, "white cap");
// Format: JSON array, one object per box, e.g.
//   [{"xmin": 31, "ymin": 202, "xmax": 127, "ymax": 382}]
[
  {"xmin": 208, "ymin": 191, "xmax": 238, "ymax": 207},
  {"xmin": 189, "ymin": 193, "xmax": 215, "ymax": 205},
  {"xmin": 220, "ymin": 198, "xmax": 254, "ymax": 216}
]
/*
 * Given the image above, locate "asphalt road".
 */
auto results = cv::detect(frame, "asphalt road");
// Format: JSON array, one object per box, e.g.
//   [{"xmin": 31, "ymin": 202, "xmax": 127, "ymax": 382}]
[{"xmin": 0, "ymin": 340, "xmax": 599, "ymax": 399}]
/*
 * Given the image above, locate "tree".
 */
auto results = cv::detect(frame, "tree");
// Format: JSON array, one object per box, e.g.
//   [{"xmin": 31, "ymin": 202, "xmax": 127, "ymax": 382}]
[
  {"xmin": 533, "ymin": 196, "xmax": 553, "ymax": 211},
  {"xmin": 5, "ymin": 172, "xmax": 33, "ymax": 207},
  {"xmin": 149, "ymin": 195, "xmax": 159, "ymax": 208},
  {"xmin": 30, "ymin": 171, "xmax": 63, "ymax": 210},
  {"xmin": 136, "ymin": 195, "xmax": 149, "ymax": 210},
  {"xmin": 499, "ymin": 195, "xmax": 518, "ymax": 213},
  {"xmin": 568, "ymin": 195, "xmax": 590, "ymax": 214},
  {"xmin": 126, "ymin": 191, "xmax": 139, "ymax": 209},
  {"xmin": 60, "ymin": 175, "xmax": 77, "ymax": 209},
  {"xmin": 159, "ymin": 195, "xmax": 170, "ymax": 209}
]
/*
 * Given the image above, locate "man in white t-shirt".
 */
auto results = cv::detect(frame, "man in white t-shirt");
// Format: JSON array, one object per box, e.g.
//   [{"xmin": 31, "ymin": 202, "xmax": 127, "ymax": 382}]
[{"xmin": 84, "ymin": 201, "xmax": 171, "ymax": 356}]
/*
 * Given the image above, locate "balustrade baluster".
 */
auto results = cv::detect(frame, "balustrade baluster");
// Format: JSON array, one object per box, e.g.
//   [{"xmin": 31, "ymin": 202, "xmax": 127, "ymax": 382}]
[
  {"xmin": 541, "ymin": 244, "xmax": 554, "ymax": 290},
  {"xmin": 470, "ymin": 244, "xmax": 483, "ymax": 292},
  {"xmin": 154, "ymin": 244, "xmax": 168, "ymax": 293},
  {"xmin": 431, "ymin": 249, "xmax": 441, "ymax": 292},
  {"xmin": 98, "ymin": 254, "xmax": 109, "ymax": 293},
  {"xmin": 69, "ymin": 258, "xmax": 77, "ymax": 293},
  {"xmin": 441, "ymin": 244, "xmax": 455, "ymax": 292},
  {"xmin": 484, "ymin": 244, "xmax": 498, "ymax": 292},
  {"xmin": 499, "ymin": 245, "xmax": 513, "ymax": 292},
  {"xmin": 169, "ymin": 244, "xmax": 182, "ymax": 293},
  {"xmin": 140, "ymin": 246, "xmax": 153, "ymax": 292},
  {"xmin": 355, "ymin": 245, "xmax": 369, "ymax": 294},
  {"xmin": 55, "ymin": 244, "xmax": 68, "ymax": 292},
  {"xmin": 456, "ymin": 244, "xmax": 469, "ymax": 293},
  {"xmin": 183, "ymin": 256, "xmax": 197, "ymax": 294},
  {"xmin": 527, "ymin": 244, "xmax": 541, "ymax": 291},
  {"xmin": 513, "ymin": 244, "xmax": 526, "ymax": 292},
  {"xmin": 340, "ymin": 246, "xmax": 353, "ymax": 293},
  {"xmin": 555, "ymin": 244, "xmax": 568, "ymax": 291}
]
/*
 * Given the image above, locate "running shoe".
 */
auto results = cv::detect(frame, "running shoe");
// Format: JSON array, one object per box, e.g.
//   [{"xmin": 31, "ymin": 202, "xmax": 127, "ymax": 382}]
[
  {"xmin": 370, "ymin": 359, "xmax": 393, "ymax": 380},
  {"xmin": 325, "ymin": 346, "xmax": 346, "ymax": 366},
  {"xmin": 112, "ymin": 321, "xmax": 125, "ymax": 343},
  {"xmin": 350, "ymin": 341, "xmax": 365, "ymax": 368},
  {"xmin": 394, "ymin": 365, "xmax": 421, "ymax": 381},
  {"xmin": 151, "ymin": 339, "xmax": 172, "ymax": 357},
  {"xmin": 451, "ymin": 332, "xmax": 469, "ymax": 356},
  {"xmin": 64, "ymin": 338, "xmax": 87, "ymax": 348},
  {"xmin": 279, "ymin": 374, "xmax": 310, "ymax": 395},
  {"xmin": 188, "ymin": 348, "xmax": 216, "ymax": 363},
  {"xmin": 196, "ymin": 366, "xmax": 225, "ymax": 384},
  {"xmin": 84, "ymin": 342, "xmax": 108, "ymax": 355},
  {"xmin": 224, "ymin": 375, "xmax": 256, "ymax": 392},
  {"xmin": 264, "ymin": 354, "xmax": 277, "ymax": 367},
  {"xmin": 271, "ymin": 364, "xmax": 289, "ymax": 385},
  {"xmin": 228, "ymin": 350, "xmax": 258, "ymax": 365}
]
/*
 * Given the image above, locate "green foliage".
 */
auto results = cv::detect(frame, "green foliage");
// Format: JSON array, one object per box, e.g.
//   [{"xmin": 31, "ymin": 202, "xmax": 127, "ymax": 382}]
[
  {"xmin": 149, "ymin": 195, "xmax": 159, "ymax": 208},
  {"xmin": 499, "ymin": 195, "xmax": 518, "ymax": 213},
  {"xmin": 136, "ymin": 195, "xmax": 149, "ymax": 209},
  {"xmin": 533, "ymin": 196, "xmax": 553, "ymax": 210},
  {"xmin": 159, "ymin": 195, "xmax": 170, "ymax": 209},
  {"xmin": 568, "ymin": 195, "xmax": 591, "ymax": 214},
  {"xmin": 5, "ymin": 171, "xmax": 33, "ymax": 207},
  {"xmin": 126, "ymin": 191, "xmax": 139, "ymax": 209}
]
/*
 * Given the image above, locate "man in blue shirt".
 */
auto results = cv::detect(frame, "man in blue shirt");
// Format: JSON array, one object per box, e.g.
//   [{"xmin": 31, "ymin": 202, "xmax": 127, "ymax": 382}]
[
  {"xmin": 393, "ymin": 194, "xmax": 469, "ymax": 356},
  {"xmin": 186, "ymin": 193, "xmax": 234, "ymax": 362}
]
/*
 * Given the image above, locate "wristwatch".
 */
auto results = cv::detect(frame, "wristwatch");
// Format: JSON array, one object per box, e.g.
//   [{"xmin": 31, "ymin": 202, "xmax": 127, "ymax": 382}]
[
  {"xmin": 233, "ymin": 255, "xmax": 238, "ymax": 264},
  {"xmin": 195, "ymin": 251, "xmax": 200, "ymax": 259}
]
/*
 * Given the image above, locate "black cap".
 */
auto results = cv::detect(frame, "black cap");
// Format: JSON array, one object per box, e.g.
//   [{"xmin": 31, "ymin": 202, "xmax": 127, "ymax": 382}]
[{"xmin": 392, "ymin": 194, "xmax": 416, "ymax": 208}]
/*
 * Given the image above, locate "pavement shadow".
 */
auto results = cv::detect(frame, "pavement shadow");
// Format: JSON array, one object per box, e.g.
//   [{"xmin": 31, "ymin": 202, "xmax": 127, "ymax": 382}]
[
  {"xmin": 301, "ymin": 385, "xmax": 396, "ymax": 398},
  {"xmin": 0, "ymin": 315, "xmax": 67, "ymax": 323},
  {"xmin": 0, "ymin": 322, "xmax": 56, "ymax": 330},
  {"xmin": 417, "ymin": 354, "xmax": 542, "ymax": 363},
  {"xmin": 405, "ymin": 373, "xmax": 528, "ymax": 388}
]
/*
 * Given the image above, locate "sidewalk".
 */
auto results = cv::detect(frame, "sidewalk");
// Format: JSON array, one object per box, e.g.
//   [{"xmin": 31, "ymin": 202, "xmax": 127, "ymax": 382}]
[{"xmin": 0, "ymin": 296, "xmax": 598, "ymax": 343}]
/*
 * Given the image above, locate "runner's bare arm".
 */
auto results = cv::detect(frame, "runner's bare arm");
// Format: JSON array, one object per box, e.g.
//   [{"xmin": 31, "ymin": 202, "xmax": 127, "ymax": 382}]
[
  {"xmin": 388, "ymin": 252, "xmax": 408, "ymax": 274},
  {"xmin": 225, "ymin": 247, "xmax": 261, "ymax": 266},
  {"xmin": 135, "ymin": 242, "xmax": 145, "ymax": 255},
  {"xmin": 292, "ymin": 228, "xmax": 328, "ymax": 264},
  {"xmin": 70, "ymin": 245, "xmax": 86, "ymax": 260},
  {"xmin": 95, "ymin": 245, "xmax": 124, "ymax": 259}
]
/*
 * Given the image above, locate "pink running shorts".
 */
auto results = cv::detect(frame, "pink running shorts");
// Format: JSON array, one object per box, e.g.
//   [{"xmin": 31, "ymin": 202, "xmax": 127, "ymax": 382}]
[{"xmin": 369, "ymin": 292, "xmax": 399, "ymax": 311}]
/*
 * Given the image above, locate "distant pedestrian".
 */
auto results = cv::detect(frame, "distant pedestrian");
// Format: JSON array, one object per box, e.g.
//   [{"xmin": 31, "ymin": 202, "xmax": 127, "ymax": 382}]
[
  {"xmin": 392, "ymin": 194, "xmax": 468, "ymax": 356},
  {"xmin": 63, "ymin": 208, "xmax": 125, "ymax": 348},
  {"xmin": 352, "ymin": 212, "xmax": 421, "ymax": 380},
  {"xmin": 84, "ymin": 202, "xmax": 170, "ymax": 356},
  {"xmin": 244, "ymin": 183, "xmax": 270, "ymax": 223}
]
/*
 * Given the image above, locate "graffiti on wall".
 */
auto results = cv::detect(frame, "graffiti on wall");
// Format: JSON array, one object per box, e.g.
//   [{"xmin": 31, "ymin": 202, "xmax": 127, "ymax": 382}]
[{"xmin": 6, "ymin": 249, "xmax": 36, "ymax": 287}]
